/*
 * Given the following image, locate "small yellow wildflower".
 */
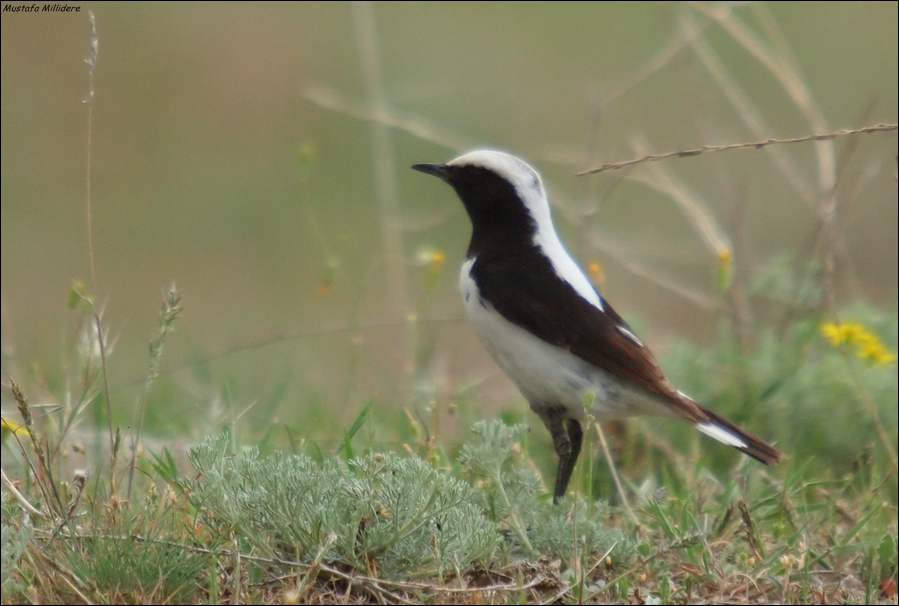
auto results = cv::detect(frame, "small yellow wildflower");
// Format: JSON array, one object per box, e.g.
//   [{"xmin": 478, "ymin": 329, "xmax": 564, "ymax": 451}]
[
  {"xmin": 1, "ymin": 418, "xmax": 23, "ymax": 433},
  {"xmin": 715, "ymin": 248, "xmax": 733, "ymax": 293},
  {"xmin": 587, "ymin": 260, "xmax": 604, "ymax": 285},
  {"xmin": 420, "ymin": 249, "xmax": 446, "ymax": 290},
  {"xmin": 857, "ymin": 332, "xmax": 897, "ymax": 364},
  {"xmin": 1, "ymin": 417, "xmax": 27, "ymax": 443},
  {"xmin": 820, "ymin": 321, "xmax": 896, "ymax": 365},
  {"xmin": 417, "ymin": 248, "xmax": 445, "ymax": 269},
  {"xmin": 820, "ymin": 322, "xmax": 845, "ymax": 346}
]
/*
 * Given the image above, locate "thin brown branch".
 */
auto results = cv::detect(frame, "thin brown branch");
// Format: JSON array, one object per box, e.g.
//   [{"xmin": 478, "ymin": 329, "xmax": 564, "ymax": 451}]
[{"xmin": 579, "ymin": 124, "xmax": 897, "ymax": 175}]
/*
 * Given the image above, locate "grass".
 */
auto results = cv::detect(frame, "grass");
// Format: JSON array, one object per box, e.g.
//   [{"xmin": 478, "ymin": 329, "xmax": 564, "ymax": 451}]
[
  {"xmin": 1, "ymin": 290, "xmax": 896, "ymax": 603},
  {"xmin": 2, "ymin": 3, "xmax": 897, "ymax": 604}
]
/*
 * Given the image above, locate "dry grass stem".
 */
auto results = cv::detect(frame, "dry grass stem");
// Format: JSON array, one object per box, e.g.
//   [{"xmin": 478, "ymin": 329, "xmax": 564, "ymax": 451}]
[
  {"xmin": 680, "ymin": 12, "xmax": 816, "ymax": 204},
  {"xmin": 304, "ymin": 83, "xmax": 476, "ymax": 153},
  {"xmin": 1, "ymin": 468, "xmax": 46, "ymax": 519},
  {"xmin": 594, "ymin": 422, "xmax": 639, "ymax": 527},
  {"xmin": 580, "ymin": 124, "xmax": 897, "ymax": 175}
]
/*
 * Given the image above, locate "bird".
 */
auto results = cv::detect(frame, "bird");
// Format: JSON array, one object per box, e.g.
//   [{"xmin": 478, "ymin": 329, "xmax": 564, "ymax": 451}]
[{"xmin": 412, "ymin": 150, "xmax": 781, "ymax": 504}]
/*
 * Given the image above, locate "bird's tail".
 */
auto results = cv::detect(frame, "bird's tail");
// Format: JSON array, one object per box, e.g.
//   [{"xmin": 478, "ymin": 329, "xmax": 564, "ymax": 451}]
[{"xmin": 693, "ymin": 405, "xmax": 781, "ymax": 465}]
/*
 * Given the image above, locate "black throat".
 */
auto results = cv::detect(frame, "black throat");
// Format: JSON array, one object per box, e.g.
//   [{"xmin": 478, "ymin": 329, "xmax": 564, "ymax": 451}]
[{"xmin": 444, "ymin": 165, "xmax": 539, "ymax": 259}]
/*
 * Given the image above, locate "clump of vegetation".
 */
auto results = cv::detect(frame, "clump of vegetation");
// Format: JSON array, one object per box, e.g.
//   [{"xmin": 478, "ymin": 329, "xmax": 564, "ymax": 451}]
[
  {"xmin": 1, "ymin": 417, "xmax": 633, "ymax": 603},
  {"xmin": 183, "ymin": 433, "xmax": 501, "ymax": 580},
  {"xmin": 458, "ymin": 420, "xmax": 631, "ymax": 566}
]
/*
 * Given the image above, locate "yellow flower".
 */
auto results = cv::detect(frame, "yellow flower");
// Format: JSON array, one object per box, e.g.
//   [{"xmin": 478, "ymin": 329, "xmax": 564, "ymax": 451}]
[
  {"xmin": 419, "ymin": 249, "xmax": 446, "ymax": 291},
  {"xmin": 820, "ymin": 321, "xmax": 896, "ymax": 365},
  {"xmin": 858, "ymin": 335, "xmax": 897, "ymax": 364},
  {"xmin": 821, "ymin": 322, "xmax": 846, "ymax": 346},
  {"xmin": 842, "ymin": 323, "xmax": 865, "ymax": 342},
  {"xmin": 715, "ymin": 249, "xmax": 733, "ymax": 293},
  {"xmin": 1, "ymin": 417, "xmax": 27, "ymax": 443},
  {"xmin": 587, "ymin": 260, "xmax": 604, "ymax": 285}
]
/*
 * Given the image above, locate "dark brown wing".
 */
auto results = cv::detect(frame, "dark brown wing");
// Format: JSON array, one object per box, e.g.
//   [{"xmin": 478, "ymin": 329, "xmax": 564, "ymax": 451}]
[
  {"xmin": 471, "ymin": 248, "xmax": 698, "ymax": 418},
  {"xmin": 472, "ymin": 248, "xmax": 781, "ymax": 464}
]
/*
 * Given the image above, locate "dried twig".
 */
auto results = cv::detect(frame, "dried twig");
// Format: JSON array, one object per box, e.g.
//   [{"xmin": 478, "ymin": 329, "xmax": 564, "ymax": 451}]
[
  {"xmin": 579, "ymin": 124, "xmax": 897, "ymax": 175},
  {"xmin": 594, "ymin": 422, "xmax": 638, "ymax": 527},
  {"xmin": 1, "ymin": 468, "xmax": 46, "ymax": 519}
]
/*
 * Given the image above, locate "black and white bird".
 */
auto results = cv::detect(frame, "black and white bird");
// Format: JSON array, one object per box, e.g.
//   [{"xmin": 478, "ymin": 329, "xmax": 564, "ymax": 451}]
[{"xmin": 413, "ymin": 150, "xmax": 781, "ymax": 503}]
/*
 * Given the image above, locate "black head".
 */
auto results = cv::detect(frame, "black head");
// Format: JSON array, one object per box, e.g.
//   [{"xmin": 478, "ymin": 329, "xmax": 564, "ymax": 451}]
[{"xmin": 413, "ymin": 150, "xmax": 553, "ymax": 254}]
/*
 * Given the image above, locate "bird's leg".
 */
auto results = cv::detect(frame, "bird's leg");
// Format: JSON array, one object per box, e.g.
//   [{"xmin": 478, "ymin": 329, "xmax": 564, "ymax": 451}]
[
  {"xmin": 540, "ymin": 409, "xmax": 584, "ymax": 504},
  {"xmin": 553, "ymin": 418, "xmax": 583, "ymax": 503}
]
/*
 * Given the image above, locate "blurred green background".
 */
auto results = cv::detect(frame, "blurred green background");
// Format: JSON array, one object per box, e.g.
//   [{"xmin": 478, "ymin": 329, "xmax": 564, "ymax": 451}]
[{"xmin": 1, "ymin": 2, "xmax": 897, "ymax": 444}]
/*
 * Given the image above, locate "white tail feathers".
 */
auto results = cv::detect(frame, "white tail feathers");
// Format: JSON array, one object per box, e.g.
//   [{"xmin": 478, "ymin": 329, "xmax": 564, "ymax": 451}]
[
  {"xmin": 697, "ymin": 421, "xmax": 748, "ymax": 449},
  {"xmin": 693, "ymin": 405, "xmax": 782, "ymax": 465}
]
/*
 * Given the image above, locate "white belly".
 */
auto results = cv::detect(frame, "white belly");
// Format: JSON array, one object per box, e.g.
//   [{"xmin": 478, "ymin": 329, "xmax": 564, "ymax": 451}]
[{"xmin": 459, "ymin": 259, "xmax": 668, "ymax": 421}]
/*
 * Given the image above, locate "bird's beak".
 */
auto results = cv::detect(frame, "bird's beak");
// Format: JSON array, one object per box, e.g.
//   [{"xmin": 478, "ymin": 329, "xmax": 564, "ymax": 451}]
[{"xmin": 411, "ymin": 163, "xmax": 452, "ymax": 183}]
